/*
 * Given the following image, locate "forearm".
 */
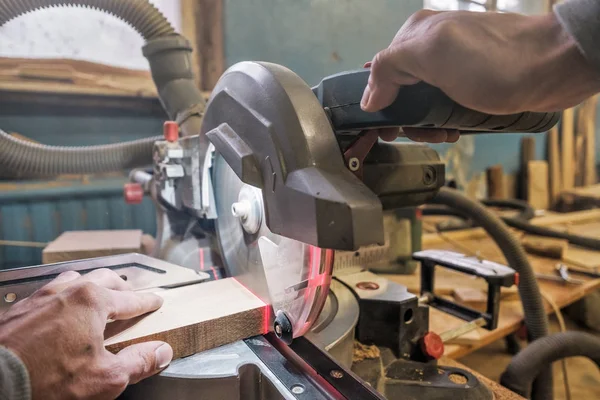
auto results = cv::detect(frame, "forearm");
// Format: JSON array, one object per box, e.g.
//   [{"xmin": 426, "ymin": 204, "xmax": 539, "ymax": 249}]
[
  {"xmin": 555, "ymin": 0, "xmax": 600, "ymax": 70},
  {"xmin": 0, "ymin": 347, "xmax": 31, "ymax": 400}
]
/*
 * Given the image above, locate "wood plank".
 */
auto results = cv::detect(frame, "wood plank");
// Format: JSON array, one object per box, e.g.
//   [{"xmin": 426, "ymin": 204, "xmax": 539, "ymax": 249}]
[
  {"xmin": 0, "ymin": 57, "xmax": 157, "ymax": 98},
  {"xmin": 486, "ymin": 164, "xmax": 505, "ymax": 199},
  {"xmin": 561, "ymin": 108, "xmax": 575, "ymax": 190},
  {"xmin": 43, "ymin": 230, "xmax": 142, "ymax": 264},
  {"xmin": 547, "ymin": 125, "xmax": 562, "ymax": 205},
  {"xmin": 194, "ymin": 0, "xmax": 225, "ymax": 90},
  {"xmin": 105, "ymin": 279, "xmax": 269, "ymax": 359},
  {"xmin": 522, "ymin": 235, "xmax": 568, "ymax": 259},
  {"xmin": 423, "ymin": 209, "xmax": 600, "ymax": 246},
  {"xmin": 520, "ymin": 136, "xmax": 536, "ymax": 200},
  {"xmin": 504, "ymin": 173, "xmax": 517, "ymax": 199},
  {"xmin": 584, "ymin": 96, "xmax": 598, "ymax": 185},
  {"xmin": 575, "ymin": 134, "xmax": 586, "ymax": 187},
  {"xmin": 181, "ymin": 0, "xmax": 203, "ymax": 88},
  {"xmin": 527, "ymin": 160, "xmax": 549, "ymax": 210}
]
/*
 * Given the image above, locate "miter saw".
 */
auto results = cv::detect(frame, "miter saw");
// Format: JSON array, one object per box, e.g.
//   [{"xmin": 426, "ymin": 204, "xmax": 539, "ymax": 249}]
[
  {"xmin": 0, "ymin": 60, "xmax": 556, "ymax": 398},
  {"xmin": 119, "ymin": 62, "xmax": 555, "ymax": 398}
]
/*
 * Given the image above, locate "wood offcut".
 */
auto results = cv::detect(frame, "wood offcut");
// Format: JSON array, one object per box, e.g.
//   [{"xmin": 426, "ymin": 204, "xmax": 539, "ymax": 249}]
[{"xmin": 105, "ymin": 278, "xmax": 269, "ymax": 359}]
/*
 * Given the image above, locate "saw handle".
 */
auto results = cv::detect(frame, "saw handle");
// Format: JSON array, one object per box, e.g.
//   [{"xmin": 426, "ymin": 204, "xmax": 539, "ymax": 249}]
[{"xmin": 313, "ymin": 68, "xmax": 559, "ymax": 134}]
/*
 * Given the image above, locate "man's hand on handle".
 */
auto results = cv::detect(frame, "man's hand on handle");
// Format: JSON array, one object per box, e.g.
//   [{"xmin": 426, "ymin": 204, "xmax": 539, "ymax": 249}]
[
  {"xmin": 0, "ymin": 269, "xmax": 172, "ymax": 400},
  {"xmin": 364, "ymin": 9, "xmax": 600, "ymax": 143}
]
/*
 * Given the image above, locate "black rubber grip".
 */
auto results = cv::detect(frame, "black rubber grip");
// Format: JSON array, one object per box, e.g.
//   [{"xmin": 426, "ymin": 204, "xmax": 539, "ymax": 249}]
[{"xmin": 313, "ymin": 69, "xmax": 560, "ymax": 134}]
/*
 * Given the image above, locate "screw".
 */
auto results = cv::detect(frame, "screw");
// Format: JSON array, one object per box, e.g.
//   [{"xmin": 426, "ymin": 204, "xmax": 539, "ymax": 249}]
[
  {"xmin": 423, "ymin": 166, "xmax": 436, "ymax": 185},
  {"xmin": 291, "ymin": 385, "xmax": 305, "ymax": 394},
  {"xmin": 3, "ymin": 293, "xmax": 16, "ymax": 303},
  {"xmin": 274, "ymin": 310, "xmax": 293, "ymax": 345},
  {"xmin": 348, "ymin": 157, "xmax": 360, "ymax": 172},
  {"xmin": 330, "ymin": 370, "xmax": 344, "ymax": 379},
  {"xmin": 356, "ymin": 281, "xmax": 380, "ymax": 291}
]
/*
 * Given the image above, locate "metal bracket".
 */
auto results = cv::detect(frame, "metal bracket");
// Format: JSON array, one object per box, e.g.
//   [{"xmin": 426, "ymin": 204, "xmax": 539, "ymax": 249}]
[{"xmin": 413, "ymin": 250, "xmax": 517, "ymax": 330}]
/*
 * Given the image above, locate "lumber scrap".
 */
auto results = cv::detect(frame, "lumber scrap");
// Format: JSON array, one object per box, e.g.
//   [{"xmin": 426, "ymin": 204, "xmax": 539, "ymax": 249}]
[
  {"xmin": 584, "ymin": 96, "xmax": 598, "ymax": 186},
  {"xmin": 527, "ymin": 161, "xmax": 549, "ymax": 210},
  {"xmin": 486, "ymin": 164, "xmax": 505, "ymax": 199},
  {"xmin": 561, "ymin": 108, "xmax": 576, "ymax": 190},
  {"xmin": 43, "ymin": 230, "xmax": 143, "ymax": 264},
  {"xmin": 520, "ymin": 136, "xmax": 536, "ymax": 200},
  {"xmin": 105, "ymin": 278, "xmax": 269, "ymax": 359},
  {"xmin": 547, "ymin": 125, "xmax": 562, "ymax": 205}
]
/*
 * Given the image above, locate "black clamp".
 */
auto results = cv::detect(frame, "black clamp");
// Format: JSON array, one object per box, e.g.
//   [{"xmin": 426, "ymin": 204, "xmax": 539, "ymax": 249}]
[{"xmin": 413, "ymin": 250, "xmax": 518, "ymax": 330}]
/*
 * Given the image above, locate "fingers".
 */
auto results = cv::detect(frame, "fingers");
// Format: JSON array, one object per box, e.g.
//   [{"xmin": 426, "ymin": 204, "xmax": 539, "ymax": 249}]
[
  {"xmin": 104, "ymin": 290, "xmax": 164, "ymax": 321},
  {"xmin": 114, "ymin": 342, "xmax": 173, "ymax": 385},
  {"xmin": 404, "ymin": 128, "xmax": 460, "ymax": 143},
  {"xmin": 42, "ymin": 268, "xmax": 132, "ymax": 295},
  {"xmin": 45, "ymin": 270, "xmax": 81, "ymax": 289},
  {"xmin": 77, "ymin": 269, "xmax": 132, "ymax": 291},
  {"xmin": 361, "ymin": 48, "xmax": 421, "ymax": 112}
]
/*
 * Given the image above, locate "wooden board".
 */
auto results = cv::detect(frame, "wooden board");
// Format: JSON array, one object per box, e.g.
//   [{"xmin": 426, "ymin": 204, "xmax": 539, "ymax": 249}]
[
  {"xmin": 486, "ymin": 164, "xmax": 505, "ymax": 199},
  {"xmin": 558, "ymin": 183, "xmax": 600, "ymax": 212},
  {"xmin": 584, "ymin": 96, "xmax": 598, "ymax": 185},
  {"xmin": 547, "ymin": 126, "xmax": 562, "ymax": 205},
  {"xmin": 105, "ymin": 278, "xmax": 269, "ymax": 359},
  {"xmin": 520, "ymin": 136, "xmax": 536, "ymax": 200},
  {"xmin": 42, "ymin": 230, "xmax": 143, "ymax": 264},
  {"xmin": 0, "ymin": 57, "xmax": 157, "ymax": 98},
  {"xmin": 192, "ymin": 0, "xmax": 225, "ymax": 90},
  {"xmin": 561, "ymin": 108, "xmax": 575, "ymax": 190},
  {"xmin": 527, "ymin": 161, "xmax": 549, "ymax": 210}
]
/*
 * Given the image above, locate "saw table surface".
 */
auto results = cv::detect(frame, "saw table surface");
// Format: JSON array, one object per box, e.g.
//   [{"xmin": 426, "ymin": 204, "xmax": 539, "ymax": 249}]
[{"xmin": 384, "ymin": 209, "xmax": 600, "ymax": 359}]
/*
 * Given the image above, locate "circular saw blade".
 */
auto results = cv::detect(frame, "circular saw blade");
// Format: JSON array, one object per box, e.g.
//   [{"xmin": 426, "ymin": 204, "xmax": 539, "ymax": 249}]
[{"xmin": 213, "ymin": 153, "xmax": 334, "ymax": 338}]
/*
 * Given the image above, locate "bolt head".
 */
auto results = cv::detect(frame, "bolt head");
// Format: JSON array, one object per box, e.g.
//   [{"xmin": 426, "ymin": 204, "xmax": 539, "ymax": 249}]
[{"xmin": 348, "ymin": 157, "xmax": 360, "ymax": 172}]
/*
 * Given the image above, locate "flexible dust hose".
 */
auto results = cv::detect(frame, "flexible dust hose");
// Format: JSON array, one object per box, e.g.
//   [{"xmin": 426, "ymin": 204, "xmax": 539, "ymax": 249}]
[
  {"xmin": 502, "ymin": 216, "xmax": 600, "ymax": 250},
  {"xmin": 501, "ymin": 332, "xmax": 600, "ymax": 398},
  {"xmin": 0, "ymin": 130, "xmax": 160, "ymax": 178},
  {"xmin": 0, "ymin": 1, "xmax": 175, "ymax": 40},
  {"xmin": 430, "ymin": 187, "xmax": 552, "ymax": 400},
  {"xmin": 0, "ymin": 0, "xmax": 207, "ymax": 176}
]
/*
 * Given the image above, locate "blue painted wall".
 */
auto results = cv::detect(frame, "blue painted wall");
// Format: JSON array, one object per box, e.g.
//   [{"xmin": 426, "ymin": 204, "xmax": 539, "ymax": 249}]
[{"xmin": 224, "ymin": 0, "xmax": 423, "ymax": 87}]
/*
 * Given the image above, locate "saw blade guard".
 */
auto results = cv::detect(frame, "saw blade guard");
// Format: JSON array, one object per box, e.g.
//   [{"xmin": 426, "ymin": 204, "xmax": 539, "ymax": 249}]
[{"xmin": 258, "ymin": 237, "xmax": 334, "ymax": 339}]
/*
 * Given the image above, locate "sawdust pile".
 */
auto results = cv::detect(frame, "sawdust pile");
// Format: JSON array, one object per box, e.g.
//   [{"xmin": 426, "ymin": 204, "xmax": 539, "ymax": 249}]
[{"xmin": 353, "ymin": 341, "xmax": 381, "ymax": 363}]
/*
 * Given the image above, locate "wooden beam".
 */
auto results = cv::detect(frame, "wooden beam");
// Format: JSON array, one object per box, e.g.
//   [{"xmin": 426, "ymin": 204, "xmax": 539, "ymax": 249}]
[
  {"xmin": 547, "ymin": 125, "xmax": 562, "ymax": 205},
  {"xmin": 105, "ymin": 278, "xmax": 269, "ymax": 360},
  {"xmin": 561, "ymin": 108, "xmax": 575, "ymax": 190},
  {"xmin": 181, "ymin": 0, "xmax": 203, "ymax": 88},
  {"xmin": 193, "ymin": 0, "xmax": 225, "ymax": 91},
  {"xmin": 486, "ymin": 164, "xmax": 505, "ymax": 199},
  {"xmin": 520, "ymin": 136, "xmax": 536, "ymax": 200},
  {"xmin": 527, "ymin": 161, "xmax": 549, "ymax": 210},
  {"xmin": 584, "ymin": 96, "xmax": 598, "ymax": 185}
]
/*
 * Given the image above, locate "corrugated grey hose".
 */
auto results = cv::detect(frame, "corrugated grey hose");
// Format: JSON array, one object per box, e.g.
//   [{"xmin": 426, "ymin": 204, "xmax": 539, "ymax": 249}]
[
  {"xmin": 501, "ymin": 332, "xmax": 600, "ymax": 398},
  {"xmin": 430, "ymin": 187, "xmax": 552, "ymax": 400},
  {"xmin": 0, "ymin": 0, "xmax": 181, "ymax": 178},
  {"xmin": 0, "ymin": 130, "xmax": 161, "ymax": 178}
]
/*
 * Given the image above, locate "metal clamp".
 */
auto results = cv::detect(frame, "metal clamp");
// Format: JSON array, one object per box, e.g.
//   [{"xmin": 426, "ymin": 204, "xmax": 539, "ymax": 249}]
[{"xmin": 413, "ymin": 250, "xmax": 518, "ymax": 330}]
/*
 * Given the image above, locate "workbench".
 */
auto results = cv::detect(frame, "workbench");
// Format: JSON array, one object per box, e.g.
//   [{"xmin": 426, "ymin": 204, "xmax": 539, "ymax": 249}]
[{"xmin": 385, "ymin": 209, "xmax": 600, "ymax": 359}]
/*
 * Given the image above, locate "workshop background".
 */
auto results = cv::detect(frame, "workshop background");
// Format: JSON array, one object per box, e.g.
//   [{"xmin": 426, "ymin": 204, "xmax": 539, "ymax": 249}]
[{"xmin": 0, "ymin": 0, "xmax": 594, "ymax": 265}]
